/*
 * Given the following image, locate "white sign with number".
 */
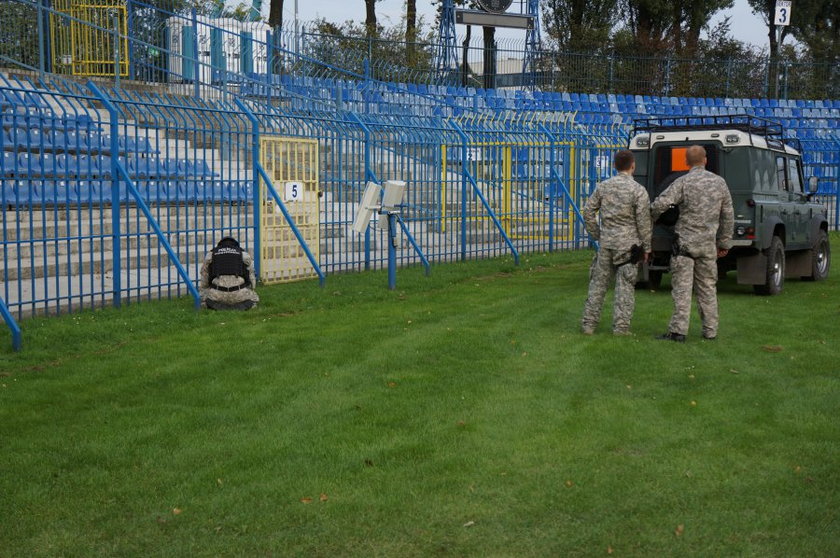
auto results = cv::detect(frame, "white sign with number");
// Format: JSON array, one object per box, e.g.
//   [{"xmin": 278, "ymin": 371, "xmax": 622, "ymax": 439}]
[
  {"xmin": 774, "ymin": 0, "xmax": 792, "ymax": 26},
  {"xmin": 284, "ymin": 181, "xmax": 303, "ymax": 202}
]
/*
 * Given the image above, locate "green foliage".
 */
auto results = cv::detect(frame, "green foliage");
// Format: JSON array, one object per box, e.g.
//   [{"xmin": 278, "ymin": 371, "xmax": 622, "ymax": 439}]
[
  {"xmin": 542, "ymin": 0, "xmax": 618, "ymax": 54},
  {"xmin": 2, "ymin": 240, "xmax": 839, "ymax": 555},
  {"xmin": 0, "ymin": 1, "xmax": 40, "ymax": 70},
  {"xmin": 304, "ymin": 17, "xmax": 437, "ymax": 83}
]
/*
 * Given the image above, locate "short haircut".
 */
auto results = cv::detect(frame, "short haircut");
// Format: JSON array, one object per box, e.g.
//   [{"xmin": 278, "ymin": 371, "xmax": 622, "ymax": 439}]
[
  {"xmin": 614, "ymin": 149, "xmax": 635, "ymax": 172},
  {"xmin": 686, "ymin": 145, "xmax": 707, "ymax": 166}
]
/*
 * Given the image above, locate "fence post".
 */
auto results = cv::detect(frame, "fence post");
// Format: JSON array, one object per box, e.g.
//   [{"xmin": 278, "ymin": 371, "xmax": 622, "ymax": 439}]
[
  {"xmin": 127, "ymin": 0, "xmax": 135, "ymax": 80},
  {"xmin": 37, "ymin": 0, "xmax": 46, "ymax": 78},
  {"xmin": 87, "ymin": 85, "xmax": 122, "ymax": 307},
  {"xmin": 112, "ymin": 10, "xmax": 121, "ymax": 90},
  {"xmin": 192, "ymin": 7, "xmax": 200, "ymax": 99},
  {"xmin": 453, "ymin": 119, "xmax": 468, "ymax": 260},
  {"xmin": 349, "ymin": 112, "xmax": 379, "ymax": 270},
  {"xmin": 233, "ymin": 98, "xmax": 262, "ymax": 278}
]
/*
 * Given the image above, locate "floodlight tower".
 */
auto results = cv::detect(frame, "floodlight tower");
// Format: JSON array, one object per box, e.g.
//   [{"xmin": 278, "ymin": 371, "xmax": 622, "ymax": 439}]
[
  {"xmin": 436, "ymin": 0, "xmax": 459, "ymax": 80},
  {"xmin": 522, "ymin": 0, "xmax": 541, "ymax": 88}
]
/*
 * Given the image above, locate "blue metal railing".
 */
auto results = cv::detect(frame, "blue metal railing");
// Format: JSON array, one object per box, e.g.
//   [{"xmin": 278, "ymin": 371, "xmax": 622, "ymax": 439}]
[
  {"xmin": 0, "ymin": 66, "xmax": 837, "ymax": 340},
  {"xmin": 0, "ymin": 296, "xmax": 21, "ymax": 351}
]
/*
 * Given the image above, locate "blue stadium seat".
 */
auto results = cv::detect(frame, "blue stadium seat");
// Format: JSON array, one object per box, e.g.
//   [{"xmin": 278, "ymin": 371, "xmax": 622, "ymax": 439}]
[
  {"xmin": 13, "ymin": 179, "xmax": 42, "ymax": 203},
  {"xmin": 1, "ymin": 178, "xmax": 15, "ymax": 203},
  {"xmin": 61, "ymin": 153, "xmax": 106, "ymax": 177}
]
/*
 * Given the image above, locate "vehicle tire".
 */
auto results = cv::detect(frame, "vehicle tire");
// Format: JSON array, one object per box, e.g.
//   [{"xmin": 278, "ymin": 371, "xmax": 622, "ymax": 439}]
[
  {"xmin": 754, "ymin": 236, "xmax": 785, "ymax": 295},
  {"xmin": 802, "ymin": 229, "xmax": 830, "ymax": 281}
]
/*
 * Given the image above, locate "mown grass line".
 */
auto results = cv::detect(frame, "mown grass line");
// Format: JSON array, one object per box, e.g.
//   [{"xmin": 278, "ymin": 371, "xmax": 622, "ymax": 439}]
[{"xmin": 1, "ymin": 240, "xmax": 839, "ymax": 556}]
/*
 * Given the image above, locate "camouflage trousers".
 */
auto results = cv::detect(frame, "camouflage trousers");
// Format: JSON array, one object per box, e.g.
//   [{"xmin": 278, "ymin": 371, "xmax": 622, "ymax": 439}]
[
  {"xmin": 581, "ymin": 248, "xmax": 638, "ymax": 334},
  {"xmin": 201, "ymin": 287, "xmax": 259, "ymax": 310},
  {"xmin": 668, "ymin": 254, "xmax": 718, "ymax": 337}
]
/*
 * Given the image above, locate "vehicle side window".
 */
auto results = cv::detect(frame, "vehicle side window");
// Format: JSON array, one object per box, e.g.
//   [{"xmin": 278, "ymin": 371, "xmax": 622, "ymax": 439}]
[
  {"xmin": 776, "ymin": 156, "xmax": 788, "ymax": 191},
  {"xmin": 787, "ymin": 159, "xmax": 803, "ymax": 193}
]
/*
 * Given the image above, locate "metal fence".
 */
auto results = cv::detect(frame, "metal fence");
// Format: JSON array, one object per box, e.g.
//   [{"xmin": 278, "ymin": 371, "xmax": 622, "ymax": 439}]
[
  {"xmin": 0, "ymin": 0, "xmax": 838, "ymax": 350},
  {"xmin": 1, "ymin": 75, "xmax": 634, "ymax": 334},
  {"xmin": 2, "ymin": 0, "xmax": 838, "ymax": 101}
]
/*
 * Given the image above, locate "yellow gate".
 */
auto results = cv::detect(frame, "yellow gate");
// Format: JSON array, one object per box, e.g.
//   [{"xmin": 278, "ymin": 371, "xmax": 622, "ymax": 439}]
[
  {"xmin": 442, "ymin": 141, "xmax": 576, "ymax": 242},
  {"xmin": 259, "ymin": 137, "xmax": 320, "ymax": 284},
  {"xmin": 51, "ymin": 0, "xmax": 129, "ymax": 77}
]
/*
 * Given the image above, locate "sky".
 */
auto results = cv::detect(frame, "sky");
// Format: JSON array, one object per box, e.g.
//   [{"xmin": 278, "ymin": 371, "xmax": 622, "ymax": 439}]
[{"xmin": 277, "ymin": 0, "xmax": 773, "ymax": 50}]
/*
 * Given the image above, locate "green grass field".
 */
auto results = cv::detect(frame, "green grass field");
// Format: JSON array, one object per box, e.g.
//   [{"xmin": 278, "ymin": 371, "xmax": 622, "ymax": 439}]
[{"xmin": 2, "ymin": 238, "xmax": 839, "ymax": 557}]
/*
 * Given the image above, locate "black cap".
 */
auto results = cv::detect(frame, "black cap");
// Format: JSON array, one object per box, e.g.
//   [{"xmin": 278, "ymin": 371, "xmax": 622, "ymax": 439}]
[{"xmin": 217, "ymin": 236, "xmax": 240, "ymax": 247}]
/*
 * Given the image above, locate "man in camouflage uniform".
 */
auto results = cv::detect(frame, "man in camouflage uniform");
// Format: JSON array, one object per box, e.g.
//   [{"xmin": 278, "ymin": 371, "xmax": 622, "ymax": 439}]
[
  {"xmin": 651, "ymin": 145, "xmax": 734, "ymax": 341},
  {"xmin": 581, "ymin": 150, "xmax": 652, "ymax": 335},
  {"xmin": 200, "ymin": 236, "xmax": 260, "ymax": 310}
]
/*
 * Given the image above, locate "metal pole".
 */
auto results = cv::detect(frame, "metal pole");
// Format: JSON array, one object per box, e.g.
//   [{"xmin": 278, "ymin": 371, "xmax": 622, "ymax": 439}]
[
  {"xmin": 192, "ymin": 7, "xmax": 200, "ymax": 99},
  {"xmin": 294, "ymin": 0, "xmax": 299, "ymax": 56},
  {"xmin": 86, "ymin": 82, "xmax": 122, "ymax": 307},
  {"xmin": 113, "ymin": 11, "xmax": 121, "ymax": 89},
  {"xmin": 349, "ymin": 113, "xmax": 379, "ymax": 269},
  {"xmin": 37, "ymin": 0, "xmax": 45, "ymax": 79},
  {"xmin": 387, "ymin": 212, "xmax": 397, "ymax": 290},
  {"xmin": 233, "ymin": 98, "xmax": 262, "ymax": 278}
]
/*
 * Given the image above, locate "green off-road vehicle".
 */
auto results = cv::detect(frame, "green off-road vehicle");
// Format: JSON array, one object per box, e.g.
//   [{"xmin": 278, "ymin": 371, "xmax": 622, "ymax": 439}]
[{"xmin": 628, "ymin": 115, "xmax": 831, "ymax": 294}]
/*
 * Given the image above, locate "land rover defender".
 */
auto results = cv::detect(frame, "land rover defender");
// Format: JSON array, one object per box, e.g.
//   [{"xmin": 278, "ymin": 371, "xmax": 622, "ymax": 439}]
[{"xmin": 628, "ymin": 115, "xmax": 831, "ymax": 294}]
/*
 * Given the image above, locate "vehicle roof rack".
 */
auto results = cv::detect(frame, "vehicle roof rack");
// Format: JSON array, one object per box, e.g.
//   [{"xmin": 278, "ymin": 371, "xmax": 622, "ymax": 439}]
[{"xmin": 631, "ymin": 114, "xmax": 801, "ymax": 152}]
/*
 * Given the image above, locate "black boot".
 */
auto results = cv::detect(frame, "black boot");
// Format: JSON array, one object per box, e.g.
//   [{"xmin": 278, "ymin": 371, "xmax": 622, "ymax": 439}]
[{"xmin": 656, "ymin": 332, "xmax": 686, "ymax": 342}]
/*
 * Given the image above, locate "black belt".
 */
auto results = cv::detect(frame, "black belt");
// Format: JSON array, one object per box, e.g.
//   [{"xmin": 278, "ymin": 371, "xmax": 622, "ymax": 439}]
[{"xmin": 214, "ymin": 284, "xmax": 244, "ymax": 292}]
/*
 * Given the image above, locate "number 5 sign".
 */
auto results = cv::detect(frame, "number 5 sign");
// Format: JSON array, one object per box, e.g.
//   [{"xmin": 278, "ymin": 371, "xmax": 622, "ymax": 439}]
[
  {"xmin": 774, "ymin": 0, "xmax": 792, "ymax": 26},
  {"xmin": 284, "ymin": 181, "xmax": 303, "ymax": 202}
]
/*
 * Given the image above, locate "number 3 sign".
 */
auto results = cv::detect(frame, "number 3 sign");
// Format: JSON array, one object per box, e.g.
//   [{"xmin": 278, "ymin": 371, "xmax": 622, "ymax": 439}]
[{"xmin": 774, "ymin": 0, "xmax": 792, "ymax": 26}]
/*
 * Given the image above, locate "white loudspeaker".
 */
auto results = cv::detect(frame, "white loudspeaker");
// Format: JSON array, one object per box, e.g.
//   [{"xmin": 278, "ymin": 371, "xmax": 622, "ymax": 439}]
[{"xmin": 351, "ymin": 181, "xmax": 382, "ymax": 235}]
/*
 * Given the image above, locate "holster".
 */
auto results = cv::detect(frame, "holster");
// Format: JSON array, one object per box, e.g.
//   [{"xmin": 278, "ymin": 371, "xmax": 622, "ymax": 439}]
[{"xmin": 615, "ymin": 244, "xmax": 644, "ymax": 267}]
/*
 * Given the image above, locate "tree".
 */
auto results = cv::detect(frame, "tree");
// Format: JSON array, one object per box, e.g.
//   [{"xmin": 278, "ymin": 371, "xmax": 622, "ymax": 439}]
[
  {"xmin": 675, "ymin": 0, "xmax": 733, "ymax": 58},
  {"xmin": 268, "ymin": 0, "xmax": 284, "ymax": 28},
  {"xmin": 617, "ymin": 0, "xmax": 732, "ymax": 57},
  {"xmin": 785, "ymin": 0, "xmax": 839, "ymax": 97},
  {"xmin": 365, "ymin": 0, "xmax": 380, "ymax": 36},
  {"xmin": 695, "ymin": 19, "xmax": 767, "ymax": 98},
  {"xmin": 267, "ymin": 0, "xmax": 284, "ymax": 75},
  {"xmin": 542, "ymin": 0, "xmax": 617, "ymax": 54},
  {"xmin": 746, "ymin": 0, "xmax": 790, "ymax": 97},
  {"xmin": 618, "ymin": 0, "xmax": 673, "ymax": 56},
  {"xmin": 406, "ymin": 0, "xmax": 418, "ymax": 64}
]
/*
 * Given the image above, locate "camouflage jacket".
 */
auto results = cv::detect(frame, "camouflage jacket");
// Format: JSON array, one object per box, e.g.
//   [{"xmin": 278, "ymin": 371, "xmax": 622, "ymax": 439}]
[
  {"xmin": 582, "ymin": 173, "xmax": 652, "ymax": 252},
  {"xmin": 650, "ymin": 166, "xmax": 735, "ymax": 258}
]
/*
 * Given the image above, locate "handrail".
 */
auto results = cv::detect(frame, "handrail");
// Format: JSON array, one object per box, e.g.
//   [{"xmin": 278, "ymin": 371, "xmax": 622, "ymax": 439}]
[{"xmin": 0, "ymin": 296, "xmax": 21, "ymax": 351}]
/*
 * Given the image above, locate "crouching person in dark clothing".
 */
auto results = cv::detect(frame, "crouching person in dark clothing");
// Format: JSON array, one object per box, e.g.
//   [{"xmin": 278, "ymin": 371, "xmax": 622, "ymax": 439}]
[{"xmin": 200, "ymin": 237, "xmax": 259, "ymax": 310}]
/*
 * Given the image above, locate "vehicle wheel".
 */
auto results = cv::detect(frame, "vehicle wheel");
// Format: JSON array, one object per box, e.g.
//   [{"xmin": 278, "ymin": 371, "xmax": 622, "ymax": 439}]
[
  {"xmin": 754, "ymin": 236, "xmax": 785, "ymax": 295},
  {"xmin": 648, "ymin": 270, "xmax": 663, "ymax": 290},
  {"xmin": 803, "ymin": 229, "xmax": 830, "ymax": 281}
]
